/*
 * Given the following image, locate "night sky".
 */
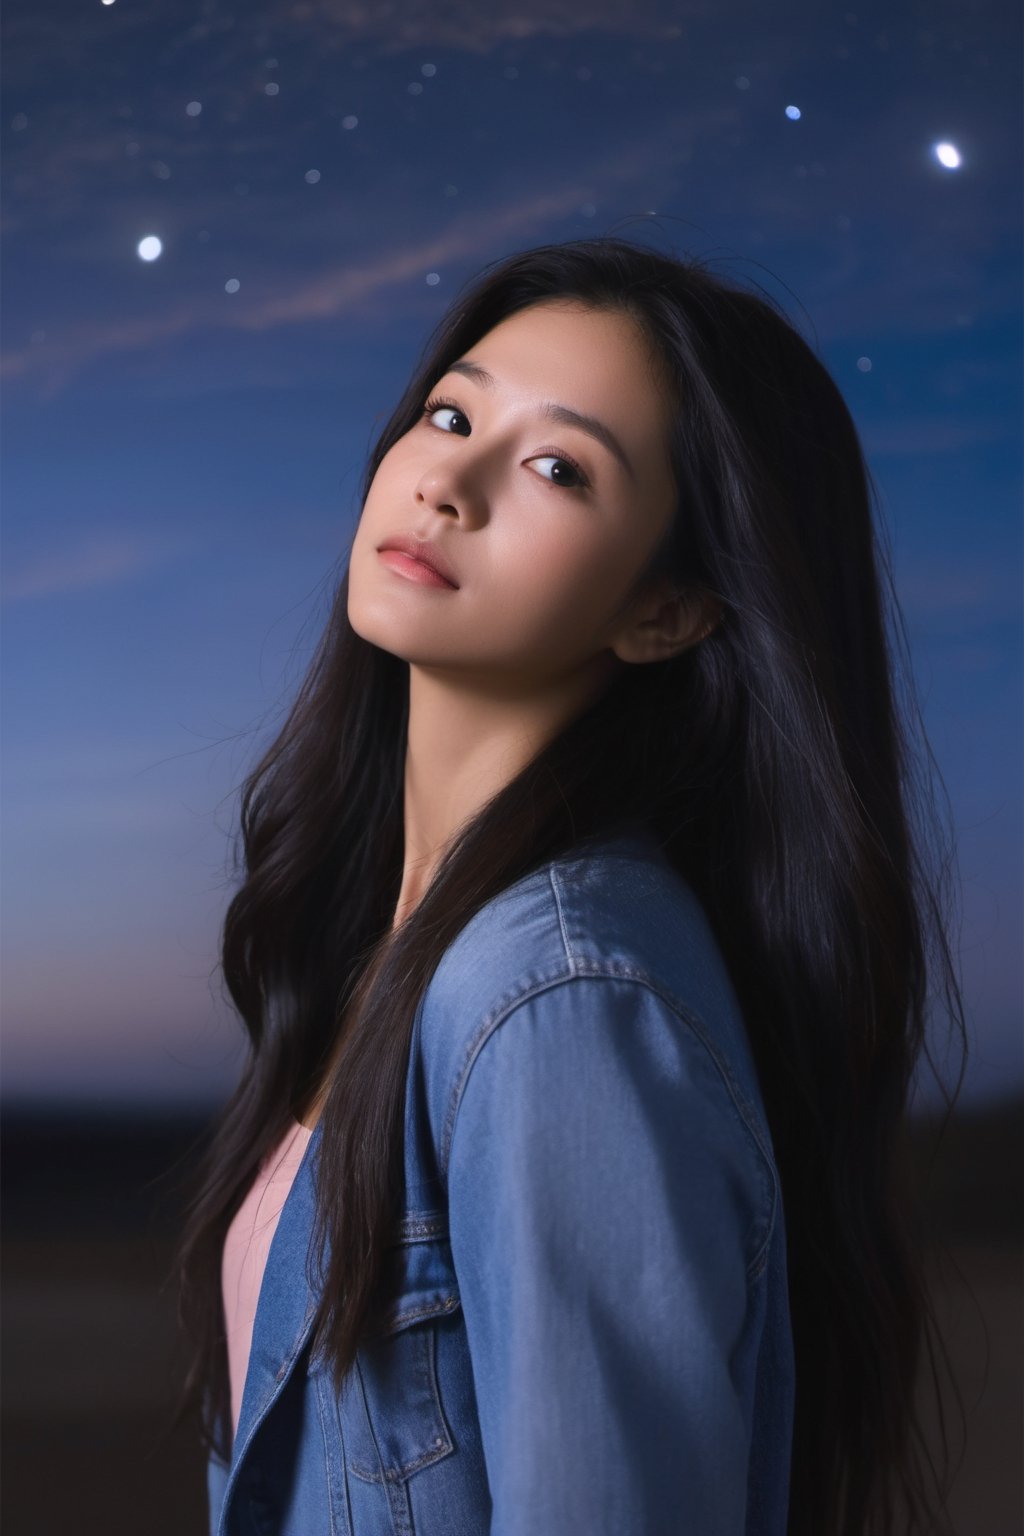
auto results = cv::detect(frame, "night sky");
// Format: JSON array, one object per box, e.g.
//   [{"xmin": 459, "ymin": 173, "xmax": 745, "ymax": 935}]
[{"xmin": 2, "ymin": 0, "xmax": 1020, "ymax": 1109}]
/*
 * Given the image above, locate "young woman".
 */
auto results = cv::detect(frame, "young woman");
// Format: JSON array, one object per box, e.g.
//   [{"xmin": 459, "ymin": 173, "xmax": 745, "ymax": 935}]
[{"xmin": 176, "ymin": 236, "xmax": 966, "ymax": 1535}]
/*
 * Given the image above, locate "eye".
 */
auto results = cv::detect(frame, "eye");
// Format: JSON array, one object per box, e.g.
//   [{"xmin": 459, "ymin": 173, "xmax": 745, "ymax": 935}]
[
  {"xmin": 528, "ymin": 454, "xmax": 588, "ymax": 491},
  {"xmin": 419, "ymin": 393, "xmax": 590, "ymax": 492},
  {"xmin": 421, "ymin": 394, "xmax": 471, "ymax": 436}
]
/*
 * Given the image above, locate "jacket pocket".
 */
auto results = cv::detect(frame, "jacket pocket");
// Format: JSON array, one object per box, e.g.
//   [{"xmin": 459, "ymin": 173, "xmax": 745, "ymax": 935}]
[{"xmin": 346, "ymin": 1211, "xmax": 462, "ymax": 1486}]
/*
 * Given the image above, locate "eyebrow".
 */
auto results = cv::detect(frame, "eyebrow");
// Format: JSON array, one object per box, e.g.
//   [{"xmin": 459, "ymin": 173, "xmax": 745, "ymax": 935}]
[{"xmin": 444, "ymin": 359, "xmax": 635, "ymax": 482}]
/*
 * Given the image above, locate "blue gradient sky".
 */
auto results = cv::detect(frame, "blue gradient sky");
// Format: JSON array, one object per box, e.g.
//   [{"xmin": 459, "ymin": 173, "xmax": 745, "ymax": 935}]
[{"xmin": 2, "ymin": 0, "xmax": 1020, "ymax": 1109}]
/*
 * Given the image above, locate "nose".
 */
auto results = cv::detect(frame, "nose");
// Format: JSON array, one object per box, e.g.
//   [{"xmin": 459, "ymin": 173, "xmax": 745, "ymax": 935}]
[
  {"xmin": 415, "ymin": 474, "xmax": 459, "ymax": 518},
  {"xmin": 414, "ymin": 420, "xmax": 506, "ymax": 522},
  {"xmin": 414, "ymin": 443, "xmax": 490, "ymax": 524}
]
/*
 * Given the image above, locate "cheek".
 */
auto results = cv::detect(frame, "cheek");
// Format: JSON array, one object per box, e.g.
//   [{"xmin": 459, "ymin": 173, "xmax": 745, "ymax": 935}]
[
  {"xmin": 360, "ymin": 453, "xmax": 401, "ymax": 516},
  {"xmin": 491, "ymin": 519, "xmax": 626, "ymax": 641},
  {"xmin": 352, "ymin": 462, "xmax": 410, "ymax": 559}
]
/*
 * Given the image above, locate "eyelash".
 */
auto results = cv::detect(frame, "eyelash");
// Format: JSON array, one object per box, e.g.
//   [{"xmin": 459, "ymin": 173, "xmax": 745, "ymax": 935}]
[{"xmin": 420, "ymin": 393, "xmax": 590, "ymax": 492}]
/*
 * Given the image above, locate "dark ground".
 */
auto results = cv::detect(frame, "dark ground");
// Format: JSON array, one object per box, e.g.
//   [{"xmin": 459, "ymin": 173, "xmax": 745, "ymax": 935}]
[{"xmin": 2, "ymin": 1097, "xmax": 1021, "ymax": 1536}]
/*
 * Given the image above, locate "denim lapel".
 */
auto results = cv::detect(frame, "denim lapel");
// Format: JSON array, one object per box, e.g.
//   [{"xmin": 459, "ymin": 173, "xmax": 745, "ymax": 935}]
[{"xmin": 218, "ymin": 1118, "xmax": 324, "ymax": 1528}]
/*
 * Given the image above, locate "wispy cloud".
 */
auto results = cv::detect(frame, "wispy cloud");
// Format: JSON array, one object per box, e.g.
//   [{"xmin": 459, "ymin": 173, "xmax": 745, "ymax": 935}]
[
  {"xmin": 862, "ymin": 417, "xmax": 1014, "ymax": 458},
  {"xmin": 0, "ymin": 118, "xmax": 695, "ymax": 397},
  {"xmin": 272, "ymin": 0, "xmax": 704, "ymax": 54},
  {"xmin": 897, "ymin": 553, "xmax": 1021, "ymax": 625},
  {"xmin": 5, "ymin": 0, "xmax": 705, "ymax": 86},
  {"xmin": 1, "ymin": 532, "xmax": 178, "ymax": 602}
]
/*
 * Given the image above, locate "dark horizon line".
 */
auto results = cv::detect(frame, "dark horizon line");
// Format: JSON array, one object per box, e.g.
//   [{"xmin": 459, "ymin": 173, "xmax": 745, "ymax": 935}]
[{"xmin": 2, "ymin": 1090, "xmax": 1022, "ymax": 1126}]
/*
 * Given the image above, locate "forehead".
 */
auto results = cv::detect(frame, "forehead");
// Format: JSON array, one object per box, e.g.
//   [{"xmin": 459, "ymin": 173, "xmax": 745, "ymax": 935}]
[{"xmin": 470, "ymin": 300, "xmax": 661, "ymax": 393}]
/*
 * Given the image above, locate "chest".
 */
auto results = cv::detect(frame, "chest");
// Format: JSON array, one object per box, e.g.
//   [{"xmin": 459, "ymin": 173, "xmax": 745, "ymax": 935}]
[
  {"xmin": 214, "ymin": 1201, "xmax": 491, "ymax": 1536},
  {"xmin": 212, "ymin": 998, "xmax": 490, "ymax": 1536}
]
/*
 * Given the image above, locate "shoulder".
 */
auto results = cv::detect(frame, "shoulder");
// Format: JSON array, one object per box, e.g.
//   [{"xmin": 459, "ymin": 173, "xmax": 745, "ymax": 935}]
[{"xmin": 416, "ymin": 825, "xmax": 779, "ymax": 1228}]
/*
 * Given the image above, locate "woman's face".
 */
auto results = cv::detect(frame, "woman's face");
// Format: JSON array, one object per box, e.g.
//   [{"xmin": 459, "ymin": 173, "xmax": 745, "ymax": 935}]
[{"xmin": 348, "ymin": 299, "xmax": 685, "ymax": 697}]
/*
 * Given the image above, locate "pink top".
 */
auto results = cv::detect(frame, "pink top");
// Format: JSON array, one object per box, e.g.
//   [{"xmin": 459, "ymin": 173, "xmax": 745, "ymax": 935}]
[{"xmin": 222, "ymin": 1119, "xmax": 314, "ymax": 1437}]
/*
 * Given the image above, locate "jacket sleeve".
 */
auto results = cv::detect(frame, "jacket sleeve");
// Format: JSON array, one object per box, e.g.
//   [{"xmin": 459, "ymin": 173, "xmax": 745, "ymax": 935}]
[{"xmin": 446, "ymin": 973, "xmax": 769, "ymax": 1536}]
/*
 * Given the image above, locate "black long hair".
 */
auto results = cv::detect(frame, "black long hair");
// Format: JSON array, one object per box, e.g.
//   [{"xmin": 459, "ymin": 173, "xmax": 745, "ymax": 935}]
[{"xmin": 175, "ymin": 235, "xmax": 967, "ymax": 1535}]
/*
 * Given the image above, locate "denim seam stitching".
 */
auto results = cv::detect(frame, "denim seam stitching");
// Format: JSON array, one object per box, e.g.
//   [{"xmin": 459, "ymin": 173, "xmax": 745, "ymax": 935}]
[
  {"xmin": 313, "ymin": 1370, "xmax": 339, "ymax": 1536},
  {"xmin": 393, "ymin": 1214, "xmax": 448, "ymax": 1243},
  {"xmin": 547, "ymin": 861, "xmax": 578, "ymax": 974},
  {"xmin": 382, "ymin": 1292, "xmax": 461, "ymax": 1332}
]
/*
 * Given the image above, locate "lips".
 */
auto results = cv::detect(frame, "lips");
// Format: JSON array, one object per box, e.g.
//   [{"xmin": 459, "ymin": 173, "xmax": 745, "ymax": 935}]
[{"xmin": 377, "ymin": 535, "xmax": 459, "ymax": 588}]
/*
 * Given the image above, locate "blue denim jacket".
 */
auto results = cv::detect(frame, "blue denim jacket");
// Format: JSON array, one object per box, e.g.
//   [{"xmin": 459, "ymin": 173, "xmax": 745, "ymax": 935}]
[{"xmin": 207, "ymin": 823, "xmax": 795, "ymax": 1534}]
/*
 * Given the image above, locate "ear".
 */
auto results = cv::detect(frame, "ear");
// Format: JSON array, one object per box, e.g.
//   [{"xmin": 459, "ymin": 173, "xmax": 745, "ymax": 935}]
[{"xmin": 610, "ymin": 578, "xmax": 723, "ymax": 666}]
